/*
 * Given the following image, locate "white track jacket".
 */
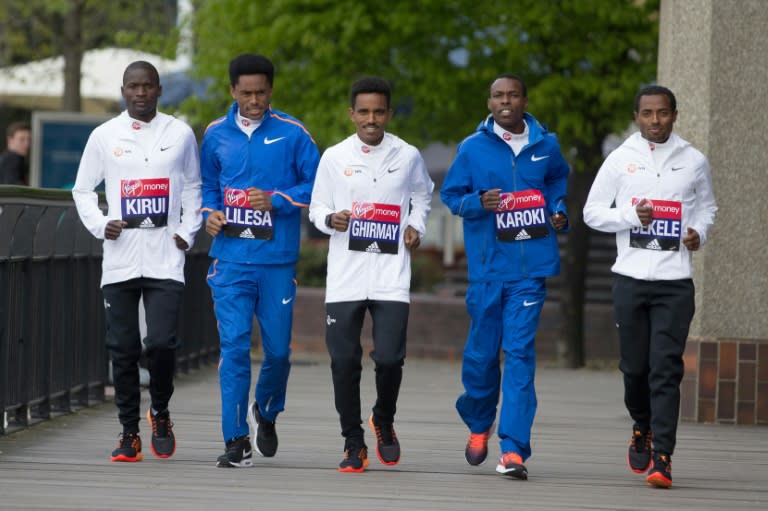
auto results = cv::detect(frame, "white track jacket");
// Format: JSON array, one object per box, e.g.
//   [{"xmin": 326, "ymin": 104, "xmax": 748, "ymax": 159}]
[
  {"xmin": 584, "ymin": 132, "xmax": 717, "ymax": 281},
  {"xmin": 309, "ymin": 133, "xmax": 433, "ymax": 303},
  {"xmin": 72, "ymin": 111, "xmax": 202, "ymax": 287}
]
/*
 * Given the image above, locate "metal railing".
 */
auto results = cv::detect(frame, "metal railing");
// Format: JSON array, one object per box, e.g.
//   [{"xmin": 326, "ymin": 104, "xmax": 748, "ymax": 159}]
[{"xmin": 0, "ymin": 186, "xmax": 218, "ymax": 435}]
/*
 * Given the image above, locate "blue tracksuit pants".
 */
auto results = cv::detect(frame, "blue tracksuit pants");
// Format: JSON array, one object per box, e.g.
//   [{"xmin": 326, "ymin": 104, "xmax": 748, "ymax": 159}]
[
  {"xmin": 207, "ymin": 259, "xmax": 296, "ymax": 442},
  {"xmin": 456, "ymin": 278, "xmax": 545, "ymax": 461}
]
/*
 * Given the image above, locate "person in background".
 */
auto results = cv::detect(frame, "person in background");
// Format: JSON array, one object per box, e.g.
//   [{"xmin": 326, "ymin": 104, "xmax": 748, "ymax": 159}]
[
  {"xmin": 440, "ymin": 73, "xmax": 569, "ymax": 480},
  {"xmin": 0, "ymin": 121, "xmax": 31, "ymax": 185},
  {"xmin": 201, "ymin": 53, "xmax": 320, "ymax": 468},
  {"xmin": 584, "ymin": 85, "xmax": 717, "ymax": 489},
  {"xmin": 72, "ymin": 61, "xmax": 202, "ymax": 462}
]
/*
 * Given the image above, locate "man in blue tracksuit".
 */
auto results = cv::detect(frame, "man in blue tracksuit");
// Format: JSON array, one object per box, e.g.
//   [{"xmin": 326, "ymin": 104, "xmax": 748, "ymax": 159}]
[
  {"xmin": 201, "ymin": 54, "xmax": 320, "ymax": 467},
  {"xmin": 440, "ymin": 73, "xmax": 569, "ymax": 479}
]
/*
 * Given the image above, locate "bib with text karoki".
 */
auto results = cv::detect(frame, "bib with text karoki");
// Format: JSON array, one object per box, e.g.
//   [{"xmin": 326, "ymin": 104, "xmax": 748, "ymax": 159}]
[
  {"xmin": 495, "ymin": 189, "xmax": 548, "ymax": 241},
  {"xmin": 348, "ymin": 202, "xmax": 400, "ymax": 254},
  {"xmin": 629, "ymin": 198, "xmax": 682, "ymax": 251},
  {"xmin": 121, "ymin": 178, "xmax": 169, "ymax": 228},
  {"xmin": 223, "ymin": 188, "xmax": 273, "ymax": 240}
]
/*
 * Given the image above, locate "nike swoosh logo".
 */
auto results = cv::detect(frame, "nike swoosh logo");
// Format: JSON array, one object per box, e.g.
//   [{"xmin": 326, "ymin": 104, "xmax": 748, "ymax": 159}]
[
  {"xmin": 671, "ymin": 167, "xmax": 684, "ymax": 171},
  {"xmin": 387, "ymin": 168, "xmax": 399, "ymax": 173},
  {"xmin": 523, "ymin": 300, "xmax": 540, "ymax": 307},
  {"xmin": 282, "ymin": 297, "xmax": 294, "ymax": 305},
  {"xmin": 243, "ymin": 449, "xmax": 252, "ymax": 457},
  {"xmin": 160, "ymin": 146, "xmax": 172, "ymax": 151},
  {"xmin": 531, "ymin": 154, "xmax": 549, "ymax": 162},
  {"xmin": 264, "ymin": 136, "xmax": 286, "ymax": 145}
]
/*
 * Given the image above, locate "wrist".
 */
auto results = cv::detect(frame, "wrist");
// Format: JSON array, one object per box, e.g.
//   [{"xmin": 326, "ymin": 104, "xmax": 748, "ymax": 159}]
[{"xmin": 325, "ymin": 213, "xmax": 334, "ymax": 228}]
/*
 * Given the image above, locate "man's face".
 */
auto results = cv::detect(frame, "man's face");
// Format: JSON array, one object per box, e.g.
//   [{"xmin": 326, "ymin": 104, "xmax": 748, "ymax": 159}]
[
  {"xmin": 487, "ymin": 77, "xmax": 528, "ymax": 133},
  {"xmin": 348, "ymin": 92, "xmax": 392, "ymax": 146},
  {"xmin": 634, "ymin": 94, "xmax": 677, "ymax": 143},
  {"xmin": 231, "ymin": 74, "xmax": 273, "ymax": 121},
  {"xmin": 7, "ymin": 129, "xmax": 30, "ymax": 156},
  {"xmin": 121, "ymin": 67, "xmax": 162, "ymax": 122}
]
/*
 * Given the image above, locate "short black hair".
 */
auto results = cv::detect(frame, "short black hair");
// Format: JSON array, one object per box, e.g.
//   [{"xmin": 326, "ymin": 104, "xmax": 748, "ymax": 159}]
[
  {"xmin": 6, "ymin": 121, "xmax": 30, "ymax": 138},
  {"xmin": 229, "ymin": 54, "xmax": 274, "ymax": 87},
  {"xmin": 123, "ymin": 61, "xmax": 160, "ymax": 86},
  {"xmin": 490, "ymin": 73, "xmax": 527, "ymax": 98},
  {"xmin": 635, "ymin": 85, "xmax": 677, "ymax": 112},
  {"xmin": 350, "ymin": 77, "xmax": 391, "ymax": 108}
]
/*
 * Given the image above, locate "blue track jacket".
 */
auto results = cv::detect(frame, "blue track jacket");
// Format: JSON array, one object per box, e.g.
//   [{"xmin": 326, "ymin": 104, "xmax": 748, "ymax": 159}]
[
  {"xmin": 201, "ymin": 103, "xmax": 320, "ymax": 264},
  {"xmin": 440, "ymin": 113, "xmax": 569, "ymax": 282}
]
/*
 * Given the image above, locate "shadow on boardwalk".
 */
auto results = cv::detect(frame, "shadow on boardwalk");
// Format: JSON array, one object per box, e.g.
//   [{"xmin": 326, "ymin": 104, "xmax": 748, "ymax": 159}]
[{"xmin": 1, "ymin": 356, "xmax": 766, "ymax": 510}]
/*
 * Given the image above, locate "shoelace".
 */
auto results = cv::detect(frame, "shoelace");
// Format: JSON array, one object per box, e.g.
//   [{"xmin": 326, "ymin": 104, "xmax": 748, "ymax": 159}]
[
  {"xmin": 372, "ymin": 422, "xmax": 396, "ymax": 445},
  {"xmin": 150, "ymin": 413, "xmax": 173, "ymax": 438},
  {"xmin": 119, "ymin": 433, "xmax": 140, "ymax": 449},
  {"xmin": 467, "ymin": 431, "xmax": 489, "ymax": 449},
  {"xmin": 343, "ymin": 444, "xmax": 366, "ymax": 461},
  {"xmin": 500, "ymin": 452, "xmax": 523, "ymax": 465},
  {"xmin": 631, "ymin": 430, "xmax": 651, "ymax": 452}
]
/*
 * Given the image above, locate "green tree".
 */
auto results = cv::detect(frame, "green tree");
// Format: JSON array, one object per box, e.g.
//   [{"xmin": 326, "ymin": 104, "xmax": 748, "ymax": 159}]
[
  {"xmin": 0, "ymin": 0, "xmax": 179, "ymax": 111},
  {"xmin": 189, "ymin": 0, "xmax": 659, "ymax": 367}
]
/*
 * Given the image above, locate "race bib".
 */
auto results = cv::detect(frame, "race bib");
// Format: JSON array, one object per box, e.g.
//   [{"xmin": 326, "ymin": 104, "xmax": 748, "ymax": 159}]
[
  {"xmin": 121, "ymin": 178, "xmax": 169, "ymax": 228},
  {"xmin": 222, "ymin": 188, "xmax": 273, "ymax": 240},
  {"xmin": 348, "ymin": 201, "xmax": 400, "ymax": 254},
  {"xmin": 495, "ymin": 189, "xmax": 548, "ymax": 241},
  {"xmin": 629, "ymin": 198, "xmax": 682, "ymax": 251}
]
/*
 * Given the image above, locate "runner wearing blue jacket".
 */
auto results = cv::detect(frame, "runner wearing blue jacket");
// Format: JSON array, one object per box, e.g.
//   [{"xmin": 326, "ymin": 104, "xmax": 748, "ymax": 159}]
[
  {"xmin": 440, "ymin": 74, "xmax": 569, "ymax": 479},
  {"xmin": 201, "ymin": 54, "xmax": 320, "ymax": 468}
]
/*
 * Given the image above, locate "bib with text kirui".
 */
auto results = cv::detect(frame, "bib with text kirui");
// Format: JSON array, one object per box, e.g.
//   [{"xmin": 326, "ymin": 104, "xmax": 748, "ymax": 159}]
[
  {"xmin": 223, "ymin": 188, "xmax": 273, "ymax": 240},
  {"xmin": 348, "ymin": 202, "xmax": 400, "ymax": 254},
  {"xmin": 629, "ymin": 198, "xmax": 682, "ymax": 251},
  {"xmin": 121, "ymin": 178, "xmax": 169, "ymax": 228},
  {"xmin": 495, "ymin": 190, "xmax": 548, "ymax": 241}
]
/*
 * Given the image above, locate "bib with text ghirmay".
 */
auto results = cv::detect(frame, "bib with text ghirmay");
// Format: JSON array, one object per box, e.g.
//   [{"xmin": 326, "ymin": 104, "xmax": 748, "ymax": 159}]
[
  {"xmin": 121, "ymin": 178, "xmax": 169, "ymax": 228},
  {"xmin": 495, "ymin": 189, "xmax": 548, "ymax": 241},
  {"xmin": 348, "ymin": 201, "xmax": 400, "ymax": 254},
  {"xmin": 223, "ymin": 188, "xmax": 273, "ymax": 240},
  {"xmin": 629, "ymin": 198, "xmax": 682, "ymax": 251}
]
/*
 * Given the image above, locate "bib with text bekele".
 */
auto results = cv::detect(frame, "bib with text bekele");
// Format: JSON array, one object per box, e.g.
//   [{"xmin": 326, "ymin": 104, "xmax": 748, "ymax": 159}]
[
  {"xmin": 121, "ymin": 178, "xmax": 169, "ymax": 228},
  {"xmin": 495, "ymin": 189, "xmax": 549, "ymax": 241},
  {"xmin": 348, "ymin": 201, "xmax": 400, "ymax": 254},
  {"xmin": 223, "ymin": 188, "xmax": 273, "ymax": 240},
  {"xmin": 629, "ymin": 198, "xmax": 682, "ymax": 251}
]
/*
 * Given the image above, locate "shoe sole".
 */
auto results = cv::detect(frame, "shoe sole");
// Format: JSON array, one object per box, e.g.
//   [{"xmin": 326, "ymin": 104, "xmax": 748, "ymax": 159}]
[
  {"xmin": 367, "ymin": 415, "xmax": 399, "ymax": 466},
  {"xmin": 146, "ymin": 409, "xmax": 176, "ymax": 459},
  {"xmin": 111, "ymin": 453, "xmax": 143, "ymax": 462},
  {"xmin": 247, "ymin": 402, "xmax": 276, "ymax": 457},
  {"xmin": 496, "ymin": 462, "xmax": 528, "ymax": 480},
  {"xmin": 646, "ymin": 472, "xmax": 672, "ymax": 488},
  {"xmin": 216, "ymin": 458, "xmax": 253, "ymax": 468},
  {"xmin": 338, "ymin": 459, "xmax": 370, "ymax": 473}
]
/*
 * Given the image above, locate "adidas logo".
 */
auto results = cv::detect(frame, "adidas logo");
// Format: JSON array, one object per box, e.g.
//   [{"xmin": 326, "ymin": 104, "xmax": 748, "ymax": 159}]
[
  {"xmin": 239, "ymin": 228, "xmax": 256, "ymax": 239},
  {"xmin": 515, "ymin": 229, "xmax": 531, "ymax": 241},
  {"xmin": 645, "ymin": 238, "xmax": 662, "ymax": 250},
  {"xmin": 365, "ymin": 241, "xmax": 381, "ymax": 253},
  {"xmin": 139, "ymin": 217, "xmax": 155, "ymax": 228}
]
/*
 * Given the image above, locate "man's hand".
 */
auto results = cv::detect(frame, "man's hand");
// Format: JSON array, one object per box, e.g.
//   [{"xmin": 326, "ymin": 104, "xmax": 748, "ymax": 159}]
[
  {"xmin": 205, "ymin": 210, "xmax": 227, "ymax": 236},
  {"xmin": 247, "ymin": 187, "xmax": 273, "ymax": 211},
  {"xmin": 635, "ymin": 198, "xmax": 653, "ymax": 226},
  {"xmin": 104, "ymin": 220, "xmax": 127, "ymax": 240},
  {"xmin": 404, "ymin": 225, "xmax": 421, "ymax": 249},
  {"xmin": 682, "ymin": 227, "xmax": 700, "ymax": 251},
  {"xmin": 481, "ymin": 188, "xmax": 501, "ymax": 210},
  {"xmin": 329, "ymin": 210, "xmax": 351, "ymax": 232},
  {"xmin": 174, "ymin": 234, "xmax": 189, "ymax": 250},
  {"xmin": 551, "ymin": 212, "xmax": 567, "ymax": 231}
]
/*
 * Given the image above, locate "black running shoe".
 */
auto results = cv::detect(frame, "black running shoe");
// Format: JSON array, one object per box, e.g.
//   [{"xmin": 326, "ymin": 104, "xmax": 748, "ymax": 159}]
[
  {"xmin": 146, "ymin": 409, "xmax": 176, "ymax": 459},
  {"xmin": 627, "ymin": 425, "xmax": 652, "ymax": 473},
  {"xmin": 465, "ymin": 424, "xmax": 494, "ymax": 466},
  {"xmin": 646, "ymin": 452, "xmax": 672, "ymax": 488},
  {"xmin": 111, "ymin": 432, "xmax": 143, "ymax": 462},
  {"xmin": 368, "ymin": 415, "xmax": 400, "ymax": 465},
  {"xmin": 216, "ymin": 436, "xmax": 253, "ymax": 468},
  {"xmin": 495, "ymin": 452, "xmax": 528, "ymax": 480},
  {"xmin": 338, "ymin": 439, "xmax": 369, "ymax": 473},
  {"xmin": 247, "ymin": 402, "xmax": 277, "ymax": 457}
]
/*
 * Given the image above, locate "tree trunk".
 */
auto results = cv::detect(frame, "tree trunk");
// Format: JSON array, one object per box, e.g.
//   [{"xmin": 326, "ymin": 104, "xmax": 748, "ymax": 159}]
[
  {"xmin": 61, "ymin": 2, "xmax": 84, "ymax": 112},
  {"xmin": 556, "ymin": 164, "xmax": 598, "ymax": 368}
]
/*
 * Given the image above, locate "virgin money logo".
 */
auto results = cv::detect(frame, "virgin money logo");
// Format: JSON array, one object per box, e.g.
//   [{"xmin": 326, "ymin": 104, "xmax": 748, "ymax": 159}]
[
  {"xmin": 225, "ymin": 189, "xmax": 249, "ymax": 207},
  {"xmin": 122, "ymin": 180, "xmax": 143, "ymax": 197},
  {"xmin": 353, "ymin": 202, "xmax": 375, "ymax": 219},
  {"xmin": 498, "ymin": 193, "xmax": 516, "ymax": 210}
]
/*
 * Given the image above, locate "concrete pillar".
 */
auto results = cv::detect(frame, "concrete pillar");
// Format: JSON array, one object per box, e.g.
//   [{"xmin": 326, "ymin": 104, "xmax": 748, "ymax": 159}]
[{"xmin": 658, "ymin": 0, "xmax": 768, "ymax": 424}]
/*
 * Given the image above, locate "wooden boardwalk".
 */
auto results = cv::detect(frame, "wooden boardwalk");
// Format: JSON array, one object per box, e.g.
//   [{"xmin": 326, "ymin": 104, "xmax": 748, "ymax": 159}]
[{"xmin": 1, "ymin": 356, "xmax": 766, "ymax": 510}]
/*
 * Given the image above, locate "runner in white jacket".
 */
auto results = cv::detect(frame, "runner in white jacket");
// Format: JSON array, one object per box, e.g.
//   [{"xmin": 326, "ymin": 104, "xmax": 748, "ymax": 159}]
[
  {"xmin": 72, "ymin": 61, "xmax": 202, "ymax": 463},
  {"xmin": 309, "ymin": 77, "xmax": 433, "ymax": 473},
  {"xmin": 584, "ymin": 85, "xmax": 717, "ymax": 489}
]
